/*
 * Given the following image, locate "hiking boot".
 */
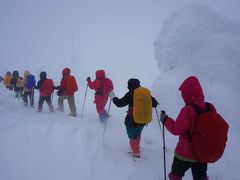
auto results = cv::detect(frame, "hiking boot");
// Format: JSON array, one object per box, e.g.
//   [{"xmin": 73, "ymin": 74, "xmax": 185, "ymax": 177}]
[
  {"xmin": 132, "ymin": 154, "xmax": 141, "ymax": 158},
  {"xmin": 69, "ymin": 113, "xmax": 77, "ymax": 117}
]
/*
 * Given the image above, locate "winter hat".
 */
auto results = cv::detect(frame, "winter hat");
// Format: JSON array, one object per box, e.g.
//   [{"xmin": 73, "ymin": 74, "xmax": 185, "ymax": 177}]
[
  {"xmin": 95, "ymin": 70, "xmax": 105, "ymax": 79},
  {"xmin": 24, "ymin": 71, "xmax": 30, "ymax": 77},
  {"xmin": 6, "ymin": 71, "xmax": 11, "ymax": 75},
  {"xmin": 40, "ymin": 71, "xmax": 47, "ymax": 80},
  {"xmin": 128, "ymin": 78, "xmax": 140, "ymax": 90},
  {"xmin": 62, "ymin": 67, "xmax": 71, "ymax": 76},
  {"xmin": 13, "ymin": 71, "xmax": 19, "ymax": 77}
]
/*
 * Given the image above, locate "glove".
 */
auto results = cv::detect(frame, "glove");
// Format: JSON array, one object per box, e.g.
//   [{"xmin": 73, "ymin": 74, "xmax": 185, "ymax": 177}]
[
  {"xmin": 160, "ymin": 110, "xmax": 168, "ymax": 124},
  {"xmin": 87, "ymin": 77, "xmax": 91, "ymax": 81},
  {"xmin": 109, "ymin": 91, "xmax": 116, "ymax": 99}
]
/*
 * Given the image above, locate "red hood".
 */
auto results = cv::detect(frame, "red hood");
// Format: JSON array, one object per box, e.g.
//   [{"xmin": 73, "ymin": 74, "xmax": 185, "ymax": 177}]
[
  {"xmin": 95, "ymin": 70, "xmax": 105, "ymax": 79},
  {"xmin": 62, "ymin": 68, "xmax": 71, "ymax": 76},
  {"xmin": 179, "ymin": 76, "xmax": 205, "ymax": 108}
]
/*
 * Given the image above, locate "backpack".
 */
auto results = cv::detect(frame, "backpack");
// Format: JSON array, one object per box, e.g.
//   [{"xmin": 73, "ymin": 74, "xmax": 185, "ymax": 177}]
[
  {"xmin": 133, "ymin": 87, "xmax": 152, "ymax": 124},
  {"xmin": 99, "ymin": 78, "xmax": 113, "ymax": 96},
  {"xmin": 189, "ymin": 102, "xmax": 229, "ymax": 163},
  {"xmin": 65, "ymin": 75, "xmax": 78, "ymax": 94},
  {"xmin": 41, "ymin": 79, "xmax": 54, "ymax": 96},
  {"xmin": 26, "ymin": 75, "xmax": 35, "ymax": 89}
]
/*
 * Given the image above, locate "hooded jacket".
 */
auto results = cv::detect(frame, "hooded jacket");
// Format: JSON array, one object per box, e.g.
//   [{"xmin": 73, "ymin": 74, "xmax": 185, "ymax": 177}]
[
  {"xmin": 59, "ymin": 68, "xmax": 78, "ymax": 96},
  {"xmin": 164, "ymin": 76, "xmax": 215, "ymax": 161},
  {"xmin": 87, "ymin": 70, "xmax": 106, "ymax": 92},
  {"xmin": 112, "ymin": 78, "xmax": 158, "ymax": 127}
]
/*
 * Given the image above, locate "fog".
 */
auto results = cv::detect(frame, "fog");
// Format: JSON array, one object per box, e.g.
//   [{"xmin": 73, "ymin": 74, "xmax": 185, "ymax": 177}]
[{"xmin": 1, "ymin": 0, "xmax": 240, "ymax": 93}]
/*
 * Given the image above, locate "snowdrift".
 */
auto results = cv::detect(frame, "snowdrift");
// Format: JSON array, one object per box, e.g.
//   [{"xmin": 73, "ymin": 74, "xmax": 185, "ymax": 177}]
[
  {"xmin": 152, "ymin": 4, "xmax": 240, "ymax": 179},
  {"xmin": 153, "ymin": 4, "xmax": 240, "ymax": 123}
]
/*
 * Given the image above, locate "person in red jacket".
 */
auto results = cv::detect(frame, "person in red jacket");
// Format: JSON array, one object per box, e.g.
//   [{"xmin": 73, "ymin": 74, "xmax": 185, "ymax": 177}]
[
  {"xmin": 87, "ymin": 70, "xmax": 113, "ymax": 122},
  {"xmin": 56, "ymin": 67, "xmax": 78, "ymax": 117},
  {"xmin": 160, "ymin": 76, "xmax": 212, "ymax": 180},
  {"xmin": 35, "ymin": 71, "xmax": 54, "ymax": 112}
]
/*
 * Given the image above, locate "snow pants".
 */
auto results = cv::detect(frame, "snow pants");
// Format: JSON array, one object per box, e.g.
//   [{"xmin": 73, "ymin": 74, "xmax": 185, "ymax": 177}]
[
  {"xmin": 58, "ymin": 95, "xmax": 77, "ymax": 117},
  {"xmin": 94, "ymin": 95, "xmax": 108, "ymax": 115},
  {"xmin": 169, "ymin": 156, "xmax": 208, "ymax": 180},
  {"xmin": 23, "ymin": 90, "xmax": 34, "ymax": 106},
  {"xmin": 38, "ymin": 95, "xmax": 54, "ymax": 112},
  {"xmin": 126, "ymin": 126, "xmax": 144, "ymax": 155}
]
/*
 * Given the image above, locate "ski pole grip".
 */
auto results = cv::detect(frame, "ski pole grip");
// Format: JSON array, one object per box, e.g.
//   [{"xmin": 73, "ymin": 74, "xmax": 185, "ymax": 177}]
[{"xmin": 161, "ymin": 110, "xmax": 166, "ymax": 115}]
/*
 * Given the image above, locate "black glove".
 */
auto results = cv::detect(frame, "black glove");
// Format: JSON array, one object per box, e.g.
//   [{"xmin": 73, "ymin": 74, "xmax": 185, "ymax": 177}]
[
  {"xmin": 57, "ymin": 89, "xmax": 64, "ymax": 96},
  {"xmin": 160, "ymin": 110, "xmax": 168, "ymax": 124},
  {"xmin": 87, "ymin": 77, "xmax": 91, "ymax": 81}
]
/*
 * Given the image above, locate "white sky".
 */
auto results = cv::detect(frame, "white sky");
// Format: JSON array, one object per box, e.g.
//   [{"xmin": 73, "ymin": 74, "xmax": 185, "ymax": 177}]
[{"xmin": 0, "ymin": 0, "xmax": 240, "ymax": 91}]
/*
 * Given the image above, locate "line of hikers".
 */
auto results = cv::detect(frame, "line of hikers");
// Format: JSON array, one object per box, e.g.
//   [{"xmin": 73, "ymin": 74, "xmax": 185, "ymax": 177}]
[{"xmin": 1, "ymin": 69, "xmax": 228, "ymax": 180}]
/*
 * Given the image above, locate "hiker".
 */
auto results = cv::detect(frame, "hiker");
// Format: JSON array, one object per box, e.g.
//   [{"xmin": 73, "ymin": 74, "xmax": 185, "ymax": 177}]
[
  {"xmin": 16, "ymin": 76, "xmax": 24, "ymax": 99},
  {"xmin": 3, "ymin": 71, "xmax": 13, "ymax": 90},
  {"xmin": 160, "ymin": 76, "xmax": 213, "ymax": 180},
  {"xmin": 12, "ymin": 71, "xmax": 21, "ymax": 98},
  {"xmin": 87, "ymin": 69, "xmax": 113, "ymax": 122},
  {"xmin": 109, "ymin": 78, "xmax": 158, "ymax": 159},
  {"xmin": 35, "ymin": 71, "xmax": 54, "ymax": 112},
  {"xmin": 23, "ymin": 71, "xmax": 36, "ymax": 107},
  {"xmin": 55, "ymin": 67, "xmax": 78, "ymax": 117}
]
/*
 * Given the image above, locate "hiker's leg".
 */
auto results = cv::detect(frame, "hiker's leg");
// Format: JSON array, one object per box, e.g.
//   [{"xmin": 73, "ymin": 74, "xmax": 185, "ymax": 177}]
[
  {"xmin": 67, "ymin": 95, "xmax": 77, "ymax": 117},
  {"xmin": 191, "ymin": 162, "xmax": 208, "ymax": 180},
  {"xmin": 169, "ymin": 156, "xmax": 190, "ymax": 180}
]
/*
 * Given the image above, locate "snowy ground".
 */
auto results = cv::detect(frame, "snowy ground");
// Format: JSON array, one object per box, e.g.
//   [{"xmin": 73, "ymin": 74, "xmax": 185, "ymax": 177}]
[
  {"xmin": 0, "ymin": 80, "xmax": 239, "ymax": 180},
  {"xmin": 0, "ymin": 3, "xmax": 240, "ymax": 180}
]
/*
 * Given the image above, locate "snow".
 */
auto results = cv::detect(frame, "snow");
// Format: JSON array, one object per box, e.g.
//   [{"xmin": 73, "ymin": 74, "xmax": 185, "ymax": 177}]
[
  {"xmin": 0, "ymin": 2, "xmax": 240, "ymax": 180},
  {"xmin": 153, "ymin": 4, "xmax": 240, "ymax": 180}
]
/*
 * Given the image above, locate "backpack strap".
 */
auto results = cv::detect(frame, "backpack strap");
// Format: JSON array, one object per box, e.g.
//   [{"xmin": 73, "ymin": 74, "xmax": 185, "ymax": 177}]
[{"xmin": 188, "ymin": 103, "xmax": 206, "ymax": 143}]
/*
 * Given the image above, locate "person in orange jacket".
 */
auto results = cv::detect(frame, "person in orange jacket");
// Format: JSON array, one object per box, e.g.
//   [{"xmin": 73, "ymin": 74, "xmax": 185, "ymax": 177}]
[
  {"xmin": 3, "ymin": 71, "xmax": 13, "ymax": 90},
  {"xmin": 56, "ymin": 67, "xmax": 78, "ymax": 117}
]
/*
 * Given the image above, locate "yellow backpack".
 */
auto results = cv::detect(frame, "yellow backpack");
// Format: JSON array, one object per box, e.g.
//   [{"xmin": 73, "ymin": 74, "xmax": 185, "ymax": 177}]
[{"xmin": 133, "ymin": 87, "xmax": 152, "ymax": 124}]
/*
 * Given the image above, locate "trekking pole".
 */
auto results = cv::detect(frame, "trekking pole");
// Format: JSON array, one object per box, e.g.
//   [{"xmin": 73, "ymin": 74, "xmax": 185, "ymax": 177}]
[
  {"xmin": 102, "ymin": 99, "xmax": 112, "ymax": 138},
  {"xmin": 161, "ymin": 110, "xmax": 167, "ymax": 180},
  {"xmin": 155, "ymin": 107, "xmax": 163, "ymax": 136},
  {"xmin": 80, "ymin": 83, "xmax": 88, "ymax": 117}
]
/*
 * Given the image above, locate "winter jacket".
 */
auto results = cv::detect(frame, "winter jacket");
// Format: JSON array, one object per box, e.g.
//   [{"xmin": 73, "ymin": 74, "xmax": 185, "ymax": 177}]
[
  {"xmin": 112, "ymin": 78, "xmax": 158, "ymax": 128},
  {"xmin": 164, "ymin": 76, "xmax": 215, "ymax": 161},
  {"xmin": 3, "ymin": 74, "xmax": 13, "ymax": 87},
  {"xmin": 59, "ymin": 68, "xmax": 78, "ymax": 96}
]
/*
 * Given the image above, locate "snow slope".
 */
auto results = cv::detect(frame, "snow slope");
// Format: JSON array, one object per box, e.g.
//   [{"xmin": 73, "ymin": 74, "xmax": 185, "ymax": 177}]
[
  {"xmin": 0, "ymin": 4, "xmax": 239, "ymax": 180},
  {"xmin": 0, "ymin": 84, "xmax": 167, "ymax": 180}
]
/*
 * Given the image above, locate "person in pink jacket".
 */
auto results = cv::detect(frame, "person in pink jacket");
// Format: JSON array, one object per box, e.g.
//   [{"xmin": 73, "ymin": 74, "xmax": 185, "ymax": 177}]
[
  {"xmin": 87, "ymin": 70, "xmax": 113, "ymax": 122},
  {"xmin": 160, "ymin": 76, "xmax": 213, "ymax": 180}
]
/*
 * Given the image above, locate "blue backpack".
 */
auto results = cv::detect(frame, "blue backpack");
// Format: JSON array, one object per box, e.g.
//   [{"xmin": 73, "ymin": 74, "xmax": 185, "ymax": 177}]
[{"xmin": 26, "ymin": 75, "xmax": 35, "ymax": 89}]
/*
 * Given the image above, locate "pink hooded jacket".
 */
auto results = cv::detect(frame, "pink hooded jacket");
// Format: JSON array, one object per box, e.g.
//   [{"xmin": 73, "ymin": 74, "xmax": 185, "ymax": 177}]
[
  {"xmin": 88, "ymin": 70, "xmax": 108, "ymax": 115},
  {"xmin": 164, "ymin": 76, "xmax": 206, "ymax": 161}
]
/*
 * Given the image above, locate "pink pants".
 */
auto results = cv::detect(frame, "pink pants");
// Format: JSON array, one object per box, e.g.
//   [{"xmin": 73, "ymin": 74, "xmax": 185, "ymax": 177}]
[
  {"xmin": 94, "ymin": 95, "xmax": 108, "ymax": 115},
  {"xmin": 129, "ymin": 137, "xmax": 141, "ymax": 155}
]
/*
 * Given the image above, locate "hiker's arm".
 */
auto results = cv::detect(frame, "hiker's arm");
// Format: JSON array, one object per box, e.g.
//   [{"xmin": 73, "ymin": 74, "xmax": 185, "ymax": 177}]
[
  {"xmin": 88, "ymin": 79, "xmax": 101, "ymax": 90},
  {"xmin": 151, "ymin": 97, "xmax": 159, "ymax": 107},
  {"xmin": 112, "ymin": 92, "xmax": 130, "ymax": 107},
  {"xmin": 164, "ymin": 107, "xmax": 191, "ymax": 135}
]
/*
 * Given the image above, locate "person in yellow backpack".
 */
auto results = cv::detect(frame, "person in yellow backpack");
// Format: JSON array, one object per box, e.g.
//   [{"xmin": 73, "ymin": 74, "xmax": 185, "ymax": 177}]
[
  {"xmin": 3, "ymin": 71, "xmax": 13, "ymax": 90},
  {"xmin": 109, "ymin": 78, "xmax": 159, "ymax": 159}
]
